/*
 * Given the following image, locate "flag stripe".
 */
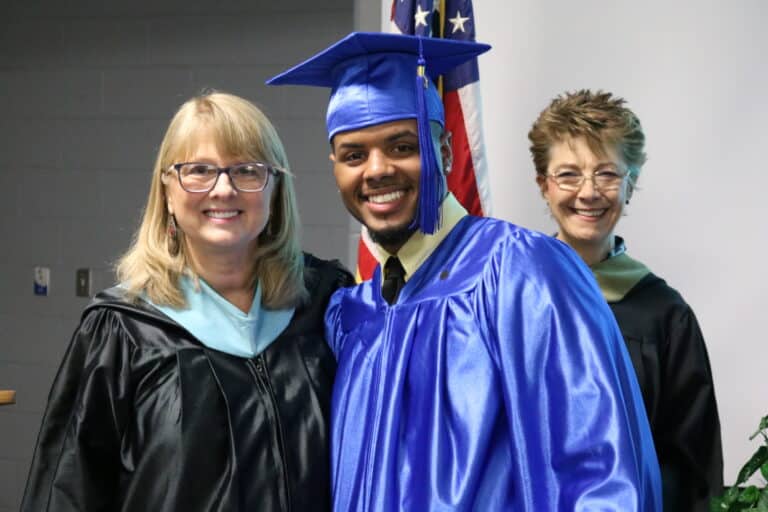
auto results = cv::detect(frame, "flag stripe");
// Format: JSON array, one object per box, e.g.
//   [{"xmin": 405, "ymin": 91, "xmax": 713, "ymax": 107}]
[
  {"xmin": 458, "ymin": 81, "xmax": 491, "ymax": 215},
  {"xmin": 356, "ymin": 229, "xmax": 378, "ymax": 282},
  {"xmin": 444, "ymin": 90, "xmax": 483, "ymax": 215}
]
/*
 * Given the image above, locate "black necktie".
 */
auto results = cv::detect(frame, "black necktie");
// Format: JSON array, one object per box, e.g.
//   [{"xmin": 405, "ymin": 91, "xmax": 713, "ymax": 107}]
[{"xmin": 382, "ymin": 257, "xmax": 406, "ymax": 305}]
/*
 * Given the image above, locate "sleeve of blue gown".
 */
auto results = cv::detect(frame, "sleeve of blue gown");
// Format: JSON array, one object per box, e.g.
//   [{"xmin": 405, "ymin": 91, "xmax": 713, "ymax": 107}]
[
  {"xmin": 21, "ymin": 308, "xmax": 132, "ymax": 511},
  {"xmin": 482, "ymin": 236, "xmax": 662, "ymax": 511},
  {"xmin": 324, "ymin": 288, "xmax": 345, "ymax": 359}
]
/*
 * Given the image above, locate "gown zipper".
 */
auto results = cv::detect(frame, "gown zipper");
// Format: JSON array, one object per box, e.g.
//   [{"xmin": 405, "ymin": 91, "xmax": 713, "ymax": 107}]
[{"xmin": 250, "ymin": 354, "xmax": 292, "ymax": 511}]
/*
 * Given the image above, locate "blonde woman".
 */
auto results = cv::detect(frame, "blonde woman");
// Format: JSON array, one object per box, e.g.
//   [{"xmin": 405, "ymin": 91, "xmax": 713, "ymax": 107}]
[{"xmin": 22, "ymin": 91, "xmax": 352, "ymax": 511}]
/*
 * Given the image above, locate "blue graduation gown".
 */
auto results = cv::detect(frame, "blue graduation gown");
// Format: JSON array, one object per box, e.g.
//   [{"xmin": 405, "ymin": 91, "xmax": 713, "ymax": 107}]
[{"xmin": 325, "ymin": 216, "xmax": 661, "ymax": 511}]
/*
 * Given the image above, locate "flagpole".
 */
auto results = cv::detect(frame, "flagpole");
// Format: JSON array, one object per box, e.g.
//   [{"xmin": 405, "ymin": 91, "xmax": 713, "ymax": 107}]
[
  {"xmin": 437, "ymin": 0, "xmax": 445, "ymax": 97},
  {"xmin": 439, "ymin": 0, "xmax": 446, "ymax": 37}
]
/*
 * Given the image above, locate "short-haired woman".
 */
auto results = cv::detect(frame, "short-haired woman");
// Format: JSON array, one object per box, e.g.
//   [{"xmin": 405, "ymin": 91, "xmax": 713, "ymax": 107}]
[{"xmin": 529, "ymin": 89, "xmax": 723, "ymax": 511}]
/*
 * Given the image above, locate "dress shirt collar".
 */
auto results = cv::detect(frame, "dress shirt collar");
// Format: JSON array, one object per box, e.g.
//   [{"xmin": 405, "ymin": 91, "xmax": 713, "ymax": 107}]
[{"xmin": 372, "ymin": 193, "xmax": 468, "ymax": 281}]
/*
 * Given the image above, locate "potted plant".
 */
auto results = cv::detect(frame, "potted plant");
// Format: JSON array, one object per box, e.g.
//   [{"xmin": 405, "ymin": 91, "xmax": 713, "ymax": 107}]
[{"xmin": 711, "ymin": 414, "xmax": 768, "ymax": 511}]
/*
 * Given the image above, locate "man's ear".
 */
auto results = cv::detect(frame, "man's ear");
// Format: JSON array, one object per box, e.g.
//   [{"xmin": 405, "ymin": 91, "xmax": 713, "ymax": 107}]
[
  {"xmin": 440, "ymin": 131, "xmax": 453, "ymax": 173},
  {"xmin": 329, "ymin": 138, "xmax": 337, "ymax": 164}
]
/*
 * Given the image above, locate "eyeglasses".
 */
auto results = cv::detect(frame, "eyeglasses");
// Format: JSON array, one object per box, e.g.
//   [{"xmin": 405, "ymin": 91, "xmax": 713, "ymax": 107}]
[
  {"xmin": 547, "ymin": 169, "xmax": 627, "ymax": 192},
  {"xmin": 166, "ymin": 162, "xmax": 282, "ymax": 193}
]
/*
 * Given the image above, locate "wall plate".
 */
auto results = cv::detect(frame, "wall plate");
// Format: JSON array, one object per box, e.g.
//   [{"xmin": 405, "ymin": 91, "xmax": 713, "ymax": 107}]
[
  {"xmin": 76, "ymin": 268, "xmax": 91, "ymax": 297},
  {"xmin": 34, "ymin": 266, "xmax": 50, "ymax": 296}
]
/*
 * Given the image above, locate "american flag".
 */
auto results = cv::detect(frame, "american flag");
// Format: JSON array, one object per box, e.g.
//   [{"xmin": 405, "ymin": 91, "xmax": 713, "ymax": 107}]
[{"xmin": 355, "ymin": 0, "xmax": 490, "ymax": 281}]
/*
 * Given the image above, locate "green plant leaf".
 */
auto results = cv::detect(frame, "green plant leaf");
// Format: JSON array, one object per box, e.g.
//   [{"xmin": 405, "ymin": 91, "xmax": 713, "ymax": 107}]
[
  {"xmin": 724, "ymin": 486, "xmax": 743, "ymax": 504},
  {"xmin": 756, "ymin": 490, "xmax": 768, "ymax": 512},
  {"xmin": 740, "ymin": 486, "xmax": 760, "ymax": 504},
  {"xmin": 750, "ymin": 415, "xmax": 768, "ymax": 441},
  {"xmin": 711, "ymin": 414, "xmax": 768, "ymax": 511},
  {"xmin": 715, "ymin": 486, "xmax": 745, "ymax": 510},
  {"xmin": 737, "ymin": 447, "xmax": 768, "ymax": 486}
]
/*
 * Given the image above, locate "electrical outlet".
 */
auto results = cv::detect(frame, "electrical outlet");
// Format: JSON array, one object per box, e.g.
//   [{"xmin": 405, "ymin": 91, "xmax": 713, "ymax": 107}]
[
  {"xmin": 34, "ymin": 266, "xmax": 50, "ymax": 296},
  {"xmin": 76, "ymin": 268, "xmax": 91, "ymax": 297}
]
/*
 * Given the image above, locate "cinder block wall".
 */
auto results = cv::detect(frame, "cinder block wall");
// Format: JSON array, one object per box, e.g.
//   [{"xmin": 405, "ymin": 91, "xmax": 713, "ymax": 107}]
[{"xmin": 0, "ymin": 1, "xmax": 353, "ymax": 509}]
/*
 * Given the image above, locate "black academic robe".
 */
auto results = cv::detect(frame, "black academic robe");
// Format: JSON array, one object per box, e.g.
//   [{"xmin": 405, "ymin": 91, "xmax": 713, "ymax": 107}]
[
  {"xmin": 21, "ymin": 255, "xmax": 353, "ymax": 512},
  {"xmin": 610, "ymin": 272, "xmax": 723, "ymax": 512}
]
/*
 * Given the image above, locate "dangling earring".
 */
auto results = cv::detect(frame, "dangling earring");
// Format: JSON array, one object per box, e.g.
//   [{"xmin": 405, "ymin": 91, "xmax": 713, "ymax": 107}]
[{"xmin": 168, "ymin": 214, "xmax": 178, "ymax": 239}]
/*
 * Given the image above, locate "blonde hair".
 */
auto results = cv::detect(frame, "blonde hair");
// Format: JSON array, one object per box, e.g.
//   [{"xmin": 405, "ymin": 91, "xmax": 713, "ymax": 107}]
[
  {"xmin": 528, "ymin": 89, "xmax": 646, "ymax": 188},
  {"xmin": 116, "ymin": 91, "xmax": 307, "ymax": 309}
]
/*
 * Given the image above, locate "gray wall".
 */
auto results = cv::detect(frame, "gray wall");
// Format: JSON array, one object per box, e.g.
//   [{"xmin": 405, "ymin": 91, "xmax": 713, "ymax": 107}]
[
  {"xmin": 0, "ymin": 1, "xmax": 353, "ymax": 509},
  {"xmin": 473, "ymin": 0, "xmax": 768, "ymax": 484}
]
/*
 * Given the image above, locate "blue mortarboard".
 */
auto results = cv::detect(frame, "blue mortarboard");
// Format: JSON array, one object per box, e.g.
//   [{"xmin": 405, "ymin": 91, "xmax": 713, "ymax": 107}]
[{"xmin": 266, "ymin": 32, "xmax": 490, "ymax": 234}]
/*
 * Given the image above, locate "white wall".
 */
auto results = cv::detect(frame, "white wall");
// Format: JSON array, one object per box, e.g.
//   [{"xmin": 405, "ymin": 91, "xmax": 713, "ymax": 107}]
[
  {"xmin": 382, "ymin": 0, "xmax": 768, "ymax": 484},
  {"xmin": 474, "ymin": 0, "xmax": 768, "ymax": 483}
]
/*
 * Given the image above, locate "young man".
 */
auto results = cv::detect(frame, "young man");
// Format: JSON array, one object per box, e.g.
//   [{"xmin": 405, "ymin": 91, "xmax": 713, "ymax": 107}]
[{"xmin": 269, "ymin": 32, "xmax": 661, "ymax": 511}]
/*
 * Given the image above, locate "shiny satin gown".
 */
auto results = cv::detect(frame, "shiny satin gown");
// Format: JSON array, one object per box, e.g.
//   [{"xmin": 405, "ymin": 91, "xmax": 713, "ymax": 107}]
[{"xmin": 325, "ymin": 216, "xmax": 662, "ymax": 511}]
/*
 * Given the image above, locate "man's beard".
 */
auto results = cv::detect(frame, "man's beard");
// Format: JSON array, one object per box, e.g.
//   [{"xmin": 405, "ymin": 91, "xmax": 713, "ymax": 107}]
[{"xmin": 368, "ymin": 224, "xmax": 417, "ymax": 251}]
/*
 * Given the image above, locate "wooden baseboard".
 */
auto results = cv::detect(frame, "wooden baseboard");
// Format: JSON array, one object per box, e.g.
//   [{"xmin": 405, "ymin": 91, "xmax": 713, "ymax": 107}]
[{"xmin": 0, "ymin": 390, "xmax": 16, "ymax": 405}]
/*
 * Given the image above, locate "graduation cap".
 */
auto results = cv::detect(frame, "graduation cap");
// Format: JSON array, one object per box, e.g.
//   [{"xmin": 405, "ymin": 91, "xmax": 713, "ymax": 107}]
[{"xmin": 266, "ymin": 31, "xmax": 490, "ymax": 234}]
